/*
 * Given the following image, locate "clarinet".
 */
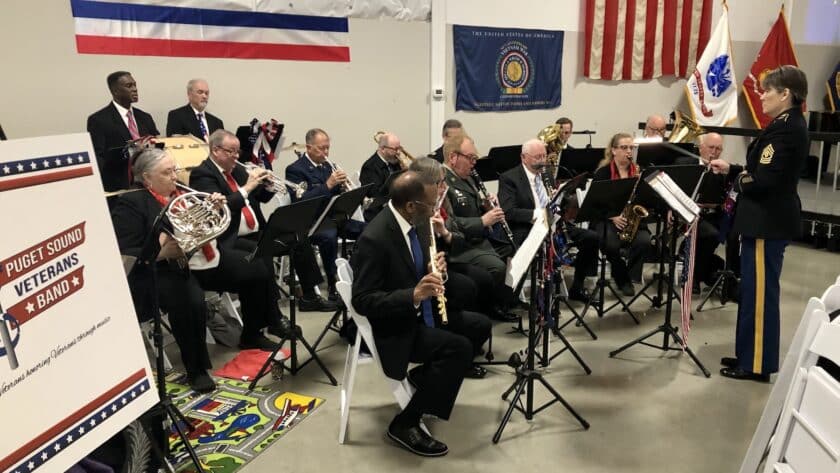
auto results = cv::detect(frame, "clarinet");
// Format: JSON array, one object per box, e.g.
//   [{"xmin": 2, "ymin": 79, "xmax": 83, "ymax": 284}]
[{"xmin": 469, "ymin": 169, "xmax": 518, "ymax": 249}]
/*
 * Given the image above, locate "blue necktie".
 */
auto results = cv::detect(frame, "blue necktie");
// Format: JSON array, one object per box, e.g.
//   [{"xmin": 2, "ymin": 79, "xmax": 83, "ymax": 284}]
[
  {"xmin": 408, "ymin": 227, "xmax": 435, "ymax": 328},
  {"xmin": 535, "ymin": 174, "xmax": 549, "ymax": 208},
  {"xmin": 196, "ymin": 112, "xmax": 208, "ymax": 140}
]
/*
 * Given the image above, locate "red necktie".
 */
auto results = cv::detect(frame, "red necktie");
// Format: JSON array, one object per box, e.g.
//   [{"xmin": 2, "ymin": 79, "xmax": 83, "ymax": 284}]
[
  {"xmin": 224, "ymin": 172, "xmax": 256, "ymax": 229},
  {"xmin": 126, "ymin": 110, "xmax": 140, "ymax": 140}
]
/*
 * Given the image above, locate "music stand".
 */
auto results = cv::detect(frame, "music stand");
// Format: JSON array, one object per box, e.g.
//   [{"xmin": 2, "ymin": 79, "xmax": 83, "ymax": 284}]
[
  {"xmin": 624, "ymin": 165, "xmax": 705, "ymax": 309},
  {"xmin": 559, "ymin": 148, "xmax": 603, "ymax": 177},
  {"xmin": 486, "ymin": 145, "xmax": 521, "ymax": 177},
  {"xmin": 247, "ymin": 196, "xmax": 337, "ymax": 389},
  {"xmin": 575, "ymin": 178, "xmax": 641, "ymax": 323},
  {"xmin": 308, "ymin": 184, "xmax": 372, "ymax": 353},
  {"xmin": 494, "ymin": 225, "xmax": 589, "ymax": 444},
  {"xmin": 635, "ymin": 142, "xmax": 696, "ymax": 167},
  {"xmin": 609, "ymin": 170, "xmax": 711, "ymax": 378}
]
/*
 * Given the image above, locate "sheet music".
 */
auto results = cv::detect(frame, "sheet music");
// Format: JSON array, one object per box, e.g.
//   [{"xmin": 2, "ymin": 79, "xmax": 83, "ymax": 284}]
[
  {"xmin": 505, "ymin": 210, "xmax": 549, "ymax": 289},
  {"xmin": 645, "ymin": 171, "xmax": 700, "ymax": 223},
  {"xmin": 308, "ymin": 194, "xmax": 340, "ymax": 237}
]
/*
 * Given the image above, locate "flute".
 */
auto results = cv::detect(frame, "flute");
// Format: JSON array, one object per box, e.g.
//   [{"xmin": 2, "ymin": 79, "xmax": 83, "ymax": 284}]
[{"xmin": 429, "ymin": 218, "xmax": 448, "ymax": 325}]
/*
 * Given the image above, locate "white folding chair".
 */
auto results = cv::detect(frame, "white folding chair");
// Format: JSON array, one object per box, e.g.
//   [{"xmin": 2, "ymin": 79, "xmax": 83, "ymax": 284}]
[
  {"xmin": 820, "ymin": 284, "xmax": 840, "ymax": 314},
  {"xmin": 763, "ymin": 317, "xmax": 840, "ymax": 473},
  {"xmin": 335, "ymin": 259, "xmax": 423, "ymax": 444},
  {"xmin": 740, "ymin": 297, "xmax": 827, "ymax": 473}
]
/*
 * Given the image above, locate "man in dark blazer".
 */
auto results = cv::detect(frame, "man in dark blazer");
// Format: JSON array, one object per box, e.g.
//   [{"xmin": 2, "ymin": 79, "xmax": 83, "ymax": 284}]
[
  {"xmin": 554, "ymin": 116, "xmax": 575, "ymax": 150},
  {"xmin": 428, "ymin": 119, "xmax": 463, "ymax": 163},
  {"xmin": 190, "ymin": 130, "xmax": 337, "ymax": 313},
  {"xmin": 499, "ymin": 139, "xmax": 598, "ymax": 303},
  {"xmin": 286, "ymin": 128, "xmax": 365, "ymax": 300},
  {"xmin": 165, "ymin": 79, "xmax": 224, "ymax": 141},
  {"xmin": 360, "ymin": 132, "xmax": 403, "ymax": 222},
  {"xmin": 87, "ymin": 71, "xmax": 159, "ymax": 192},
  {"xmin": 351, "ymin": 171, "xmax": 473, "ymax": 457}
]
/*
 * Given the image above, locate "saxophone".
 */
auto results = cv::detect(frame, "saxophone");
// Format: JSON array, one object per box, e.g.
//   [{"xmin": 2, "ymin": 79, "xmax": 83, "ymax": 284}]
[{"xmin": 618, "ymin": 174, "xmax": 649, "ymax": 243}]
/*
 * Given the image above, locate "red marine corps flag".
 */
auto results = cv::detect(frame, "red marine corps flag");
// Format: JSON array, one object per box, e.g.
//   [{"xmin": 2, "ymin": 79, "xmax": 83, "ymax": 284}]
[{"xmin": 742, "ymin": 9, "xmax": 799, "ymax": 128}]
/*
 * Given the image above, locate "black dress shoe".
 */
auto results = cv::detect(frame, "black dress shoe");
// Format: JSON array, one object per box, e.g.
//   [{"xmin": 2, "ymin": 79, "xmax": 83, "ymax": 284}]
[
  {"xmin": 720, "ymin": 367, "xmax": 770, "ymax": 383},
  {"xmin": 387, "ymin": 423, "xmax": 448, "ymax": 457},
  {"xmin": 267, "ymin": 316, "xmax": 293, "ymax": 337},
  {"xmin": 489, "ymin": 308, "xmax": 519, "ymax": 322},
  {"xmin": 239, "ymin": 334, "xmax": 281, "ymax": 352},
  {"xmin": 720, "ymin": 357, "xmax": 738, "ymax": 368},
  {"xmin": 465, "ymin": 365, "xmax": 487, "ymax": 379},
  {"xmin": 298, "ymin": 294, "xmax": 339, "ymax": 312},
  {"xmin": 568, "ymin": 287, "xmax": 596, "ymax": 304},
  {"xmin": 186, "ymin": 371, "xmax": 216, "ymax": 393}
]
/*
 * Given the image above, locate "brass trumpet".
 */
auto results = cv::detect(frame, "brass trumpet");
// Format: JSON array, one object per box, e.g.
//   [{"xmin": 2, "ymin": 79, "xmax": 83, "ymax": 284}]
[
  {"xmin": 373, "ymin": 130, "xmax": 414, "ymax": 169},
  {"xmin": 235, "ymin": 161, "xmax": 307, "ymax": 199}
]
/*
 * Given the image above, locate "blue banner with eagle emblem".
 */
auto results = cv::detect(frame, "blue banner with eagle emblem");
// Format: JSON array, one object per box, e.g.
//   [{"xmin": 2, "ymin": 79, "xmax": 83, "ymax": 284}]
[{"xmin": 453, "ymin": 25, "xmax": 563, "ymax": 112}]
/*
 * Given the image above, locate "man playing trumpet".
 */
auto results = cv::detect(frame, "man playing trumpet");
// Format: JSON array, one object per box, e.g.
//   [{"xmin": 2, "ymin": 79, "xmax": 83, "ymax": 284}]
[{"xmin": 190, "ymin": 130, "xmax": 338, "ymax": 313}]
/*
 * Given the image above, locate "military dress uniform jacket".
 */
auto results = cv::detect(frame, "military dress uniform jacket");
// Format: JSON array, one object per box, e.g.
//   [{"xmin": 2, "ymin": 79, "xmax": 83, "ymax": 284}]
[
  {"xmin": 727, "ymin": 107, "xmax": 808, "ymax": 240},
  {"xmin": 443, "ymin": 166, "xmax": 488, "ymax": 243}
]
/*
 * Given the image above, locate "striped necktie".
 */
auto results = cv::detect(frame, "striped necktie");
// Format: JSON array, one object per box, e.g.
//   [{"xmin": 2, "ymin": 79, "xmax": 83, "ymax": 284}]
[
  {"xmin": 535, "ymin": 174, "xmax": 549, "ymax": 208},
  {"xmin": 197, "ymin": 112, "xmax": 208, "ymax": 141}
]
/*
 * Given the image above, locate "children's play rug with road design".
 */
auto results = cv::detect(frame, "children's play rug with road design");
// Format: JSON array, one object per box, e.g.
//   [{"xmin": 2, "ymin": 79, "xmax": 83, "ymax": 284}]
[{"xmin": 165, "ymin": 372, "xmax": 323, "ymax": 473}]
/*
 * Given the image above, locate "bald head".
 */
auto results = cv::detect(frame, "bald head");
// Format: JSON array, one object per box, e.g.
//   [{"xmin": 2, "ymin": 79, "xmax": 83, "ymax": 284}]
[
  {"xmin": 698, "ymin": 132, "xmax": 723, "ymax": 163},
  {"xmin": 645, "ymin": 115, "xmax": 667, "ymax": 138},
  {"xmin": 391, "ymin": 171, "xmax": 436, "ymax": 224}
]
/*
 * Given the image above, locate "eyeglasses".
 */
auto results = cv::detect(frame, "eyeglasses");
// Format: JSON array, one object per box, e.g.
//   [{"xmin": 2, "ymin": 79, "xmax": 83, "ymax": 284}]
[
  {"xmin": 646, "ymin": 126, "xmax": 667, "ymax": 135},
  {"xmin": 524, "ymin": 153, "xmax": 547, "ymax": 160},
  {"xmin": 308, "ymin": 144, "xmax": 330, "ymax": 152},
  {"xmin": 217, "ymin": 147, "xmax": 240, "ymax": 156},
  {"xmin": 454, "ymin": 151, "xmax": 479, "ymax": 162},
  {"xmin": 381, "ymin": 145, "xmax": 400, "ymax": 152},
  {"xmin": 412, "ymin": 200, "xmax": 437, "ymax": 209}
]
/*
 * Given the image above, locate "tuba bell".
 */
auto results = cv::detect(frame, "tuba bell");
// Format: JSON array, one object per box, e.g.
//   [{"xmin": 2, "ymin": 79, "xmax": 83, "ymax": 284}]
[
  {"xmin": 668, "ymin": 110, "xmax": 706, "ymax": 143},
  {"xmin": 538, "ymin": 124, "xmax": 564, "ymax": 191}
]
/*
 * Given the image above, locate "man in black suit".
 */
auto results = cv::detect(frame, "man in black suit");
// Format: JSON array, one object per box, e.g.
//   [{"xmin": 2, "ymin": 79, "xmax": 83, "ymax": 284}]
[
  {"xmin": 165, "ymin": 79, "xmax": 224, "ymax": 141},
  {"xmin": 360, "ymin": 132, "xmax": 403, "ymax": 222},
  {"xmin": 87, "ymin": 71, "xmax": 159, "ymax": 192},
  {"xmin": 499, "ymin": 139, "xmax": 598, "ymax": 303},
  {"xmin": 286, "ymin": 128, "xmax": 365, "ymax": 300},
  {"xmin": 554, "ymin": 116, "xmax": 575, "ymax": 150},
  {"xmin": 428, "ymin": 119, "xmax": 463, "ymax": 163},
  {"xmin": 190, "ymin": 130, "xmax": 337, "ymax": 313},
  {"xmin": 351, "ymin": 171, "xmax": 473, "ymax": 457}
]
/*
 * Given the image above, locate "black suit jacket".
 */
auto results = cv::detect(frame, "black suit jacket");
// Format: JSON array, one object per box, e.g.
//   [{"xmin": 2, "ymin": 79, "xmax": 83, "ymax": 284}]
[
  {"xmin": 165, "ymin": 104, "xmax": 224, "ymax": 138},
  {"xmin": 728, "ymin": 107, "xmax": 807, "ymax": 240},
  {"xmin": 87, "ymin": 103, "xmax": 159, "ymax": 192},
  {"xmin": 188, "ymin": 158, "xmax": 274, "ymax": 248},
  {"xmin": 351, "ymin": 206, "xmax": 433, "ymax": 379},
  {"xmin": 498, "ymin": 164, "xmax": 537, "ymax": 246},
  {"xmin": 359, "ymin": 151, "xmax": 401, "ymax": 222}
]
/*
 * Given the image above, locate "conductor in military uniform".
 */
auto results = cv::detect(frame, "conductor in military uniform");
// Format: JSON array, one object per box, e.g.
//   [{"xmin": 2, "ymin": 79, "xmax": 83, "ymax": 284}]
[{"xmin": 710, "ymin": 65, "xmax": 809, "ymax": 382}]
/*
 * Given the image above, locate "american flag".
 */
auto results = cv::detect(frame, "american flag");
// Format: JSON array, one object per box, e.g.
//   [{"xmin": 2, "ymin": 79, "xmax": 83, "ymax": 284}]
[
  {"xmin": 0, "ymin": 152, "xmax": 93, "ymax": 192},
  {"xmin": 679, "ymin": 219, "xmax": 699, "ymax": 347},
  {"xmin": 584, "ymin": 0, "xmax": 714, "ymax": 80}
]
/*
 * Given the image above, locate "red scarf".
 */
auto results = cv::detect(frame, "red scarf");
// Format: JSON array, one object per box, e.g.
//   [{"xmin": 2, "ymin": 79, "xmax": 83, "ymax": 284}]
[{"xmin": 609, "ymin": 160, "xmax": 638, "ymax": 180}]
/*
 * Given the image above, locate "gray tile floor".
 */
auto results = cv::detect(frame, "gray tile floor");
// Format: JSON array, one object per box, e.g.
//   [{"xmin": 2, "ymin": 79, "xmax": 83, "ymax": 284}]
[{"xmin": 185, "ymin": 243, "xmax": 840, "ymax": 473}]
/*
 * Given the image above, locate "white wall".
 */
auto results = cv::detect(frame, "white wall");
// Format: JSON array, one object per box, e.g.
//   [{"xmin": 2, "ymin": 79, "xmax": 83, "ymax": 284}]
[{"xmin": 0, "ymin": 0, "xmax": 837, "ymax": 177}]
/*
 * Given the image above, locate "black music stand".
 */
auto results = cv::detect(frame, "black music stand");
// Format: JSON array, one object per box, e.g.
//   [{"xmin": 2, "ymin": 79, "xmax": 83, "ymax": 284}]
[
  {"xmin": 128, "ymin": 203, "xmax": 204, "ymax": 473},
  {"xmin": 493, "ymin": 232, "xmax": 589, "ymax": 444},
  {"xmin": 635, "ymin": 142, "xmax": 697, "ymax": 167},
  {"xmin": 609, "ymin": 170, "xmax": 711, "ymax": 378},
  {"xmin": 247, "ymin": 196, "xmax": 337, "ymax": 389},
  {"xmin": 308, "ymin": 184, "xmax": 372, "ymax": 352},
  {"xmin": 559, "ymin": 148, "xmax": 603, "ymax": 177},
  {"xmin": 624, "ymin": 165, "xmax": 705, "ymax": 309},
  {"xmin": 575, "ymin": 178, "xmax": 640, "ymax": 323},
  {"xmin": 485, "ymin": 145, "xmax": 521, "ymax": 177}
]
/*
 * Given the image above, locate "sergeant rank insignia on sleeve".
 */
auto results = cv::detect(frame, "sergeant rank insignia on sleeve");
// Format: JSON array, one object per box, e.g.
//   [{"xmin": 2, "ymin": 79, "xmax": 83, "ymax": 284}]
[{"xmin": 760, "ymin": 144, "xmax": 775, "ymax": 164}]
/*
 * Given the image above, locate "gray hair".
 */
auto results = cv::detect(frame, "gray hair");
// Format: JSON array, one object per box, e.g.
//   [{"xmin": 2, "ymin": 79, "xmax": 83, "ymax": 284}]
[
  {"xmin": 408, "ymin": 157, "xmax": 442, "ymax": 185},
  {"xmin": 187, "ymin": 78, "xmax": 206, "ymax": 92},
  {"xmin": 209, "ymin": 129, "xmax": 235, "ymax": 148},
  {"xmin": 521, "ymin": 138, "xmax": 545, "ymax": 155},
  {"xmin": 305, "ymin": 128, "xmax": 328, "ymax": 144},
  {"xmin": 378, "ymin": 132, "xmax": 392, "ymax": 147},
  {"xmin": 131, "ymin": 147, "xmax": 166, "ymax": 184}
]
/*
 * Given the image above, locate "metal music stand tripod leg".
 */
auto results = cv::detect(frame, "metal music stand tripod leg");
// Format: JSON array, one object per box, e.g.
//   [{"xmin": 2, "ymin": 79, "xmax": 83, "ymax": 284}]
[
  {"xmin": 493, "ymin": 246, "xmax": 589, "ymax": 444},
  {"xmin": 608, "ymin": 223, "xmax": 711, "ymax": 377},
  {"xmin": 581, "ymin": 222, "xmax": 640, "ymax": 324},
  {"xmin": 249, "ymin": 242, "xmax": 337, "ymax": 389}
]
